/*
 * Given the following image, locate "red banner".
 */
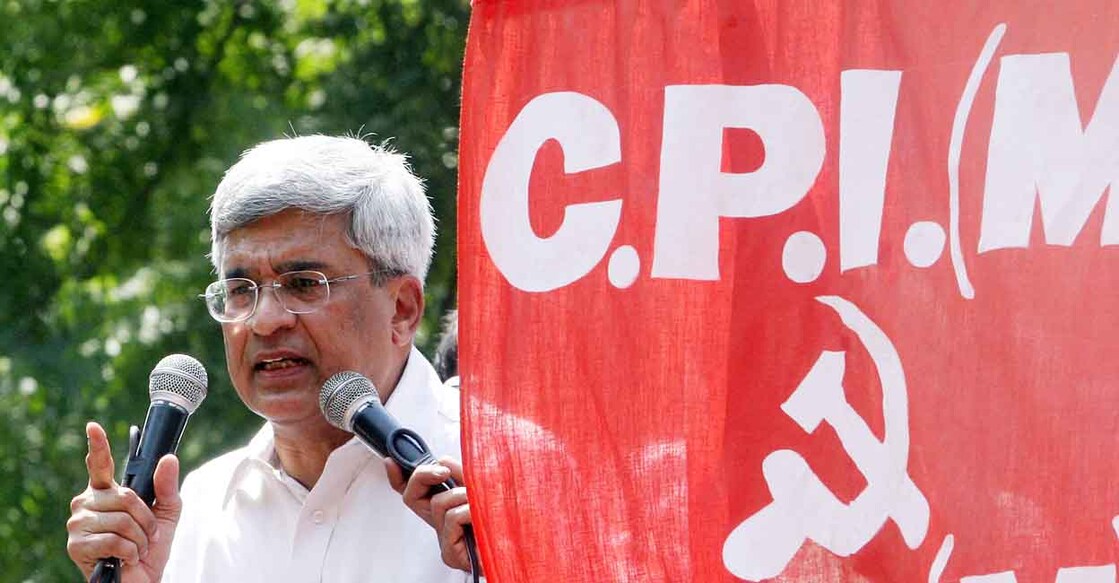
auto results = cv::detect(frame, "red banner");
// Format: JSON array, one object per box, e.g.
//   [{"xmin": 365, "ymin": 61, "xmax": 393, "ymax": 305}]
[{"xmin": 458, "ymin": 2, "xmax": 1119, "ymax": 581}]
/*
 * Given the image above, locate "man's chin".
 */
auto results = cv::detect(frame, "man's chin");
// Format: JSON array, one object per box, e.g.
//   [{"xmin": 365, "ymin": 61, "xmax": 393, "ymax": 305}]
[{"xmin": 247, "ymin": 392, "xmax": 324, "ymax": 426}]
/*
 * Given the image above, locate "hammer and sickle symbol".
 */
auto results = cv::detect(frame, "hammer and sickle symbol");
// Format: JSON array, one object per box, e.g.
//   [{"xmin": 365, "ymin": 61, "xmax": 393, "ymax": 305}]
[{"xmin": 723, "ymin": 295, "xmax": 930, "ymax": 581}]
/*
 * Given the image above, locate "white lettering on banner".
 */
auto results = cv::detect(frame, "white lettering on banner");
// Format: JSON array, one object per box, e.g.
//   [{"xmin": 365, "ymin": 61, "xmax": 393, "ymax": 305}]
[
  {"xmin": 479, "ymin": 91, "xmax": 624, "ymax": 292},
  {"xmin": 652, "ymin": 84, "xmax": 825, "ymax": 280},
  {"xmin": 480, "ymin": 37, "xmax": 1116, "ymax": 295},
  {"xmin": 839, "ymin": 69, "xmax": 903, "ymax": 272},
  {"xmin": 781, "ymin": 231, "xmax": 827, "ymax": 283},
  {"xmin": 948, "ymin": 23, "xmax": 1006, "ymax": 299},
  {"xmin": 980, "ymin": 54, "xmax": 1119, "ymax": 251},
  {"xmin": 927, "ymin": 535, "xmax": 956, "ymax": 583},
  {"xmin": 904, "ymin": 221, "xmax": 947, "ymax": 268},
  {"xmin": 722, "ymin": 295, "xmax": 929, "ymax": 581},
  {"xmin": 928, "ymin": 525, "xmax": 1119, "ymax": 582},
  {"xmin": 1055, "ymin": 566, "xmax": 1119, "ymax": 583},
  {"xmin": 962, "ymin": 573, "xmax": 1020, "ymax": 583}
]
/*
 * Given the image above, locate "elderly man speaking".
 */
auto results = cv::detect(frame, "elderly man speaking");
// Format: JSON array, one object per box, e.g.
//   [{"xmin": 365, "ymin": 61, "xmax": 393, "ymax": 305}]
[{"xmin": 65, "ymin": 136, "xmax": 474, "ymax": 582}]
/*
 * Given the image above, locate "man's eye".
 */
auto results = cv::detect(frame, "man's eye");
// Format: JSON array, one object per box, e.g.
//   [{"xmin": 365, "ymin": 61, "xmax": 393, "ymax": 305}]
[
  {"xmin": 287, "ymin": 277, "xmax": 322, "ymax": 290},
  {"xmin": 228, "ymin": 282, "xmax": 255, "ymax": 296}
]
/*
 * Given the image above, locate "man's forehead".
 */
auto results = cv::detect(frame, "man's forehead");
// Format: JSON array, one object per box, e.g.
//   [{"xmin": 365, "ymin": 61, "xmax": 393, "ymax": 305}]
[
  {"xmin": 222, "ymin": 258, "xmax": 331, "ymax": 279},
  {"xmin": 218, "ymin": 210, "xmax": 360, "ymax": 276}
]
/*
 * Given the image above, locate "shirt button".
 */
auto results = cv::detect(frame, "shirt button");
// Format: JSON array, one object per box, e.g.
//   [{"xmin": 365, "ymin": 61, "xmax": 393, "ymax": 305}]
[{"xmin": 312, "ymin": 510, "xmax": 325, "ymax": 524}]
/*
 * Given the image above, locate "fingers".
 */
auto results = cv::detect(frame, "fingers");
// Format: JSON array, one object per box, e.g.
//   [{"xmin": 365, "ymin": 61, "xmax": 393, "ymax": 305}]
[
  {"xmin": 389, "ymin": 462, "xmax": 451, "ymax": 528},
  {"xmin": 443, "ymin": 506, "xmax": 475, "ymax": 572},
  {"xmin": 431, "ymin": 487, "xmax": 469, "ymax": 534},
  {"xmin": 69, "ymin": 509, "xmax": 151, "ymax": 555},
  {"xmin": 402, "ymin": 463, "xmax": 453, "ymax": 508},
  {"xmin": 69, "ymin": 487, "xmax": 158, "ymax": 550},
  {"xmin": 78, "ymin": 487, "xmax": 158, "ymax": 536},
  {"xmin": 431, "ymin": 487, "xmax": 473, "ymax": 572},
  {"xmin": 85, "ymin": 422, "xmax": 116, "ymax": 490},
  {"xmin": 387, "ymin": 458, "xmax": 460, "ymax": 531},
  {"xmin": 68, "ymin": 532, "xmax": 143, "ymax": 567},
  {"xmin": 66, "ymin": 505, "xmax": 150, "ymax": 575}
]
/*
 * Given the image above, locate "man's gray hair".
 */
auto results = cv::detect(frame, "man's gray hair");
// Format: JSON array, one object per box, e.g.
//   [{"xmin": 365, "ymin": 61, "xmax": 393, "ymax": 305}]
[{"xmin": 209, "ymin": 135, "xmax": 435, "ymax": 281}]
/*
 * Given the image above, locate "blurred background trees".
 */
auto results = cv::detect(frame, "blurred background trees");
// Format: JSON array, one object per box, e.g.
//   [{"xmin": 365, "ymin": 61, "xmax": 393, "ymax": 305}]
[{"xmin": 0, "ymin": 0, "xmax": 469, "ymax": 577}]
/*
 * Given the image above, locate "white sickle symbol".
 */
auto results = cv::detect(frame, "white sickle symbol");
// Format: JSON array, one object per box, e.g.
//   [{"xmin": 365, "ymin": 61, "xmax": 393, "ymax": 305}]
[{"xmin": 723, "ymin": 296, "xmax": 930, "ymax": 581}]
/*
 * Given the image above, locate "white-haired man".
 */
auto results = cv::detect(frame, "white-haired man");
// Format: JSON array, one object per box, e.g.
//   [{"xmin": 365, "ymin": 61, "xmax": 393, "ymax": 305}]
[{"xmin": 66, "ymin": 136, "xmax": 475, "ymax": 582}]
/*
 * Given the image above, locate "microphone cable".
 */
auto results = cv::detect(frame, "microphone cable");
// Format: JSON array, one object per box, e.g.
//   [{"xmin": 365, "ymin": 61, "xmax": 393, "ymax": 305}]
[{"xmin": 464, "ymin": 524, "xmax": 481, "ymax": 583}]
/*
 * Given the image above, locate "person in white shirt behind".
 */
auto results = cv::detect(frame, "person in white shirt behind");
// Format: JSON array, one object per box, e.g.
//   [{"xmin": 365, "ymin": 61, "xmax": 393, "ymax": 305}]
[{"xmin": 65, "ymin": 135, "xmax": 476, "ymax": 582}]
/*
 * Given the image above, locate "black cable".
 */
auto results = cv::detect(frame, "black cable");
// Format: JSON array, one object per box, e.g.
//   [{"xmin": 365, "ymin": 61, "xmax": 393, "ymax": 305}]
[{"xmin": 464, "ymin": 525, "xmax": 482, "ymax": 583}]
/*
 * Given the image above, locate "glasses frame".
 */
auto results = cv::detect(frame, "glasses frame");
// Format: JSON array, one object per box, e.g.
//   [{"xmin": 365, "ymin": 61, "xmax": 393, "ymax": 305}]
[{"xmin": 199, "ymin": 269, "xmax": 396, "ymax": 323}]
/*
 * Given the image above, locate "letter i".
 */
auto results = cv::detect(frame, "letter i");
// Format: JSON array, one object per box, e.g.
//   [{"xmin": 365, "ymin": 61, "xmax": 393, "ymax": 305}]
[{"xmin": 839, "ymin": 70, "xmax": 902, "ymax": 272}]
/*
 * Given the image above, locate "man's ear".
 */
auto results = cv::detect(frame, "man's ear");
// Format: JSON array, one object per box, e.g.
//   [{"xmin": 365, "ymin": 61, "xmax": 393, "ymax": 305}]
[{"xmin": 390, "ymin": 275, "xmax": 425, "ymax": 347}]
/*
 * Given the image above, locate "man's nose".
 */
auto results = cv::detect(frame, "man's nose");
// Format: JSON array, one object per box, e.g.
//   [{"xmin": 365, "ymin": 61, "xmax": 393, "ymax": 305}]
[{"xmin": 249, "ymin": 287, "xmax": 296, "ymax": 335}]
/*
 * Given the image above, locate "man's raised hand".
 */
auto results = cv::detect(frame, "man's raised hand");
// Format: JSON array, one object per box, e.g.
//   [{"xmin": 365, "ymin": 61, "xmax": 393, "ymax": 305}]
[{"xmin": 66, "ymin": 422, "xmax": 182, "ymax": 583}]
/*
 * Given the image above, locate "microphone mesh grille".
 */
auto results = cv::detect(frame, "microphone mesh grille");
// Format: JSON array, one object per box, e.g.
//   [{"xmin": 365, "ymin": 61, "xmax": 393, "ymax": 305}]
[
  {"xmin": 149, "ymin": 354, "xmax": 208, "ymax": 413},
  {"xmin": 319, "ymin": 371, "xmax": 379, "ymax": 430}
]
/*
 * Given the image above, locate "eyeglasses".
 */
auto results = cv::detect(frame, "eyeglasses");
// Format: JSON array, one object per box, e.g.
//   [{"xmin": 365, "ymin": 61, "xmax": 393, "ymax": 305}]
[{"xmin": 199, "ymin": 270, "xmax": 390, "ymax": 323}]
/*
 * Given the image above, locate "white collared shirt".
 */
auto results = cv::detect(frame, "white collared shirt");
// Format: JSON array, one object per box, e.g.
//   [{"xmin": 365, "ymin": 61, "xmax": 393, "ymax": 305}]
[{"xmin": 163, "ymin": 348, "xmax": 468, "ymax": 583}]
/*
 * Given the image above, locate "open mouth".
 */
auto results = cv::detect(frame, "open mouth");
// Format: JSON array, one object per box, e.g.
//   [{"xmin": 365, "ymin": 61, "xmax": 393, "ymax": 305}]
[{"xmin": 255, "ymin": 357, "xmax": 311, "ymax": 372}]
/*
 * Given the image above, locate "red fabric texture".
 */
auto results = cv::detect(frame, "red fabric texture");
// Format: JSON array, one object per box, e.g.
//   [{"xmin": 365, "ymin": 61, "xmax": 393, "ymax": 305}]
[{"xmin": 458, "ymin": 2, "xmax": 1119, "ymax": 581}]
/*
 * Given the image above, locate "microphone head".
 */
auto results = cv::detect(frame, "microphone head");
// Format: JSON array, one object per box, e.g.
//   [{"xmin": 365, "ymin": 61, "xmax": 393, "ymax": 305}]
[
  {"xmin": 320, "ymin": 371, "xmax": 380, "ymax": 432},
  {"xmin": 149, "ymin": 354, "xmax": 208, "ymax": 414}
]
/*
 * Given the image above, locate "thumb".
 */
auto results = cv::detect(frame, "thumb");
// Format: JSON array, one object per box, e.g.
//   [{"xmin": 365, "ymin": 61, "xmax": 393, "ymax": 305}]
[
  {"xmin": 151, "ymin": 454, "xmax": 182, "ymax": 523},
  {"xmin": 384, "ymin": 458, "xmax": 407, "ymax": 494},
  {"xmin": 142, "ymin": 455, "xmax": 182, "ymax": 579},
  {"xmin": 436, "ymin": 456, "xmax": 465, "ymax": 484}
]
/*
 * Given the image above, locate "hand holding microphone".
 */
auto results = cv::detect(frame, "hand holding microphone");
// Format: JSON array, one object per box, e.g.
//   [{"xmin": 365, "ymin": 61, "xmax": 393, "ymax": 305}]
[
  {"xmin": 66, "ymin": 355, "xmax": 207, "ymax": 583},
  {"xmin": 386, "ymin": 456, "xmax": 476, "ymax": 575},
  {"xmin": 320, "ymin": 371, "xmax": 482, "ymax": 579}
]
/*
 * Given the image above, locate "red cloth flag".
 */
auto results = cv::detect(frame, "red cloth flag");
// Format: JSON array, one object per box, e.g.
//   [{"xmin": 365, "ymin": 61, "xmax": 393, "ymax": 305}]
[{"xmin": 458, "ymin": 2, "xmax": 1119, "ymax": 581}]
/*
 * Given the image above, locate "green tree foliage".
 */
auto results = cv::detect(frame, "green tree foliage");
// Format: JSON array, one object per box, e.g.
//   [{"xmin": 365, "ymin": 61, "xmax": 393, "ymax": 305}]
[{"xmin": 0, "ymin": 0, "xmax": 468, "ymax": 578}]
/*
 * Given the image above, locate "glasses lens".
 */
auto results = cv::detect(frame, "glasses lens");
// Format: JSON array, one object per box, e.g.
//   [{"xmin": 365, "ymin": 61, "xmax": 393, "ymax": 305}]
[
  {"xmin": 205, "ymin": 279, "xmax": 257, "ymax": 322},
  {"xmin": 277, "ymin": 271, "xmax": 329, "ymax": 314}
]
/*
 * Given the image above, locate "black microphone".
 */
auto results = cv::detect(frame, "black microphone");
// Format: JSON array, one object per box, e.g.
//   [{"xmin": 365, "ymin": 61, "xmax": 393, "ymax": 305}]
[
  {"xmin": 319, "ymin": 371, "xmax": 453, "ymax": 491},
  {"xmin": 91, "ymin": 354, "xmax": 208, "ymax": 583}
]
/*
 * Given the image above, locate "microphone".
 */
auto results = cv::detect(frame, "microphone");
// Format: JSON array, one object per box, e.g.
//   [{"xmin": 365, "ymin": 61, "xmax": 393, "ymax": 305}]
[
  {"xmin": 91, "ymin": 354, "xmax": 208, "ymax": 583},
  {"xmin": 319, "ymin": 371, "xmax": 452, "ymax": 491}
]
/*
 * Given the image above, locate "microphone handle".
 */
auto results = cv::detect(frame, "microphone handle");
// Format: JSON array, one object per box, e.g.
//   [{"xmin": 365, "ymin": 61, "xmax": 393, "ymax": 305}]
[
  {"xmin": 350, "ymin": 404, "xmax": 458, "ymax": 491},
  {"xmin": 90, "ymin": 558, "xmax": 121, "ymax": 583},
  {"xmin": 124, "ymin": 402, "xmax": 189, "ymax": 504}
]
